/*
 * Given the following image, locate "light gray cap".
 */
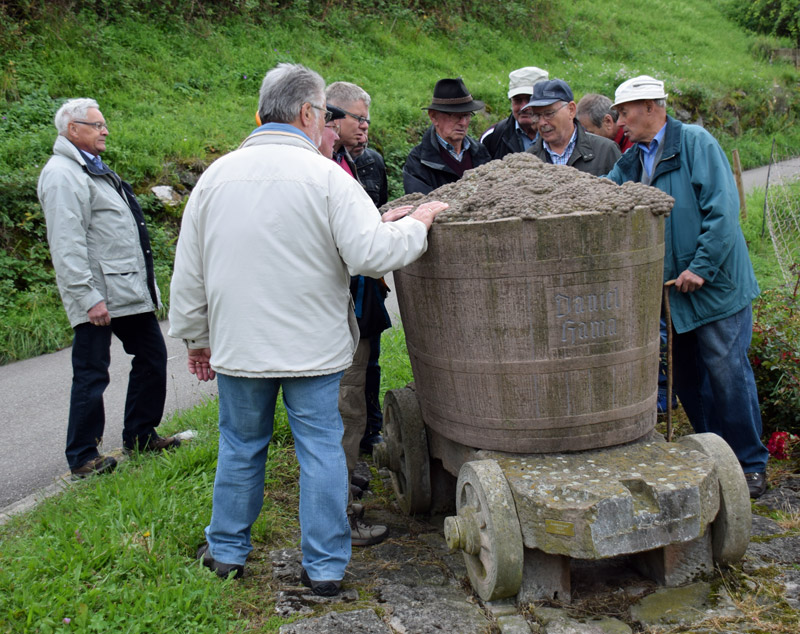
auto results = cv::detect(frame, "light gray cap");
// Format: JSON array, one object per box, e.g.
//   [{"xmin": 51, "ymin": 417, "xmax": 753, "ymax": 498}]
[{"xmin": 508, "ymin": 66, "xmax": 549, "ymax": 99}]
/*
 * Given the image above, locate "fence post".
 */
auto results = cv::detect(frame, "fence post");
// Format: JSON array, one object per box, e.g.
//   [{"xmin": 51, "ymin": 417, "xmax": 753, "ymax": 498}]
[
  {"xmin": 761, "ymin": 138, "xmax": 776, "ymax": 239},
  {"xmin": 732, "ymin": 149, "xmax": 746, "ymax": 221}
]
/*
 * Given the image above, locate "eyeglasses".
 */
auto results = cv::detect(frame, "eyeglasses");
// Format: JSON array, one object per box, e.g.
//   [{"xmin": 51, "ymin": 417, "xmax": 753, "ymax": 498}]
[
  {"xmin": 527, "ymin": 102, "xmax": 568, "ymax": 123},
  {"xmin": 74, "ymin": 120, "xmax": 109, "ymax": 131},
  {"xmin": 340, "ymin": 108, "xmax": 370, "ymax": 126},
  {"xmin": 310, "ymin": 104, "xmax": 334, "ymax": 123}
]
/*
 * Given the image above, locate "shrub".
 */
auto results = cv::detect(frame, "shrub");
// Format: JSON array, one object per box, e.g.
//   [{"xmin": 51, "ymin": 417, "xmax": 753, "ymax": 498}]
[{"xmin": 751, "ymin": 280, "xmax": 800, "ymax": 437}]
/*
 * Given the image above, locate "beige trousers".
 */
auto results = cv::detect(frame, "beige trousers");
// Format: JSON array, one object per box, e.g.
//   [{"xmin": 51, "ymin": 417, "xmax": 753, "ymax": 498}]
[{"xmin": 339, "ymin": 338, "xmax": 371, "ymax": 475}]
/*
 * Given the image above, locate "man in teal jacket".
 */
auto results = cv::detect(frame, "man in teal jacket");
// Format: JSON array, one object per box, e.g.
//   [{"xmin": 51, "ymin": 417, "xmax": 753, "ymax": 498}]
[{"xmin": 605, "ymin": 76, "xmax": 769, "ymax": 498}]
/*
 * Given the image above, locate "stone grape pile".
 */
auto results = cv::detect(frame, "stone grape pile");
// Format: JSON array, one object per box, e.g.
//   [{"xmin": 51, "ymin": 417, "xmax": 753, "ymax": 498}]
[{"xmin": 387, "ymin": 152, "xmax": 675, "ymax": 223}]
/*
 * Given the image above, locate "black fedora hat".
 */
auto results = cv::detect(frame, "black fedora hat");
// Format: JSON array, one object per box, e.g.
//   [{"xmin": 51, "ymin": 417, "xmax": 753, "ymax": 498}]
[{"xmin": 424, "ymin": 77, "xmax": 485, "ymax": 113}]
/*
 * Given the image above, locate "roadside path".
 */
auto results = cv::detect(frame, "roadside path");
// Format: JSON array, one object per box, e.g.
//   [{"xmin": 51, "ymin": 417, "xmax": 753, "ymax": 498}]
[{"xmin": 0, "ymin": 157, "xmax": 796, "ymax": 519}]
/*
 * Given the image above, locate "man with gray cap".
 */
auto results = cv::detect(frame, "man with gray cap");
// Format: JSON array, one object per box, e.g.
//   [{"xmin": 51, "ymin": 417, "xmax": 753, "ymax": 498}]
[
  {"xmin": 480, "ymin": 66, "xmax": 549, "ymax": 160},
  {"xmin": 403, "ymin": 77, "xmax": 492, "ymax": 194},
  {"xmin": 523, "ymin": 78, "xmax": 620, "ymax": 176},
  {"xmin": 605, "ymin": 75, "xmax": 768, "ymax": 499}
]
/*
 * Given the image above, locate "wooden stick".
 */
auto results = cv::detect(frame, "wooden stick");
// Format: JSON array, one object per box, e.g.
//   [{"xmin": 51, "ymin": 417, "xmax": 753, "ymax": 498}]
[
  {"xmin": 663, "ymin": 280, "xmax": 676, "ymax": 442},
  {"xmin": 732, "ymin": 149, "xmax": 747, "ymax": 221}
]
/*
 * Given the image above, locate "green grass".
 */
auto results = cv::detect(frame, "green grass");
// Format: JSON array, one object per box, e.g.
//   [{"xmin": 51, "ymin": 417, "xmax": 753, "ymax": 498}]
[{"xmin": 0, "ymin": 395, "xmax": 305, "ymax": 633}]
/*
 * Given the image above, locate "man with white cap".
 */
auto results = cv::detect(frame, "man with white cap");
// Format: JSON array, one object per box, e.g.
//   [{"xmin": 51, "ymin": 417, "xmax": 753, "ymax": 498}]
[
  {"xmin": 523, "ymin": 78, "xmax": 620, "ymax": 176},
  {"xmin": 480, "ymin": 66, "xmax": 549, "ymax": 160},
  {"xmin": 605, "ymin": 75, "xmax": 769, "ymax": 499}
]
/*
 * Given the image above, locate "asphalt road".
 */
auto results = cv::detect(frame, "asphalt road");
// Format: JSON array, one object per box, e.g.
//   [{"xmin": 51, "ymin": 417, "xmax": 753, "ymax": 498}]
[
  {"xmin": 1, "ymin": 158, "xmax": 795, "ymax": 517},
  {"xmin": 0, "ymin": 321, "xmax": 218, "ymax": 511}
]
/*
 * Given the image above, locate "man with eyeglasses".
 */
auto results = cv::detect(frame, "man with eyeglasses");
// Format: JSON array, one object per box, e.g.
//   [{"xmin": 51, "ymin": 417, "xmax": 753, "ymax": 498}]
[
  {"xmin": 324, "ymin": 81, "xmax": 391, "ymax": 548},
  {"xmin": 403, "ymin": 77, "xmax": 492, "ymax": 195},
  {"xmin": 481, "ymin": 66, "xmax": 550, "ymax": 160},
  {"xmin": 170, "ymin": 63, "xmax": 448, "ymax": 593},
  {"xmin": 523, "ymin": 79, "xmax": 620, "ymax": 176},
  {"xmin": 37, "ymin": 98, "xmax": 180, "ymax": 480},
  {"xmin": 605, "ymin": 75, "xmax": 768, "ymax": 500}
]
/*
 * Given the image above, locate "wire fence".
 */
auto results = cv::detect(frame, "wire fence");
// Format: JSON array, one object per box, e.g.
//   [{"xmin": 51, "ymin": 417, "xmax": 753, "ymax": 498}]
[{"xmin": 762, "ymin": 143, "xmax": 800, "ymax": 284}]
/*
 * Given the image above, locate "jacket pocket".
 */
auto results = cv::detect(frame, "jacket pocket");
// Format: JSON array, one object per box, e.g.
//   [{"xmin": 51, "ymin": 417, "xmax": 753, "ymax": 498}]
[
  {"xmin": 99, "ymin": 258, "xmax": 146, "ymax": 309},
  {"xmin": 686, "ymin": 268, "xmax": 737, "ymax": 321}
]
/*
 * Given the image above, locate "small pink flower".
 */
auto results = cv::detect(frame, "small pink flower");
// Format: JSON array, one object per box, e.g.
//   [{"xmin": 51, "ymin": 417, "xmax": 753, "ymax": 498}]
[{"xmin": 63, "ymin": 617, "xmax": 71, "ymax": 624}]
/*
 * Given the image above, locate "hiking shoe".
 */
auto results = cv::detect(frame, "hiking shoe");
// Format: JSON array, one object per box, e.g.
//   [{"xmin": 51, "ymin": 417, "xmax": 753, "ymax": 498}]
[
  {"xmin": 349, "ymin": 504, "xmax": 388, "ymax": 547},
  {"xmin": 300, "ymin": 567, "xmax": 341, "ymax": 597},
  {"xmin": 71, "ymin": 455, "xmax": 117, "ymax": 480},
  {"xmin": 196, "ymin": 542, "xmax": 244, "ymax": 579},
  {"xmin": 350, "ymin": 484, "xmax": 364, "ymax": 500},
  {"xmin": 745, "ymin": 471, "xmax": 767, "ymax": 499},
  {"xmin": 124, "ymin": 434, "xmax": 181, "ymax": 455}
]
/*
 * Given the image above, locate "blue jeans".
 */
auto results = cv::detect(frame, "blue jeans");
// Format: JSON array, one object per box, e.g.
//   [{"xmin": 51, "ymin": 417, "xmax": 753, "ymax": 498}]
[
  {"xmin": 205, "ymin": 371, "xmax": 350, "ymax": 581},
  {"xmin": 67, "ymin": 312, "xmax": 167, "ymax": 470},
  {"xmin": 672, "ymin": 304, "xmax": 768, "ymax": 473}
]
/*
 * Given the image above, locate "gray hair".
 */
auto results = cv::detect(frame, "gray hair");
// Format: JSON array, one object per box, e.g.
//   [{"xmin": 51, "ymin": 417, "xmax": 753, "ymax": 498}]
[
  {"xmin": 258, "ymin": 63, "xmax": 326, "ymax": 124},
  {"xmin": 576, "ymin": 93, "xmax": 616, "ymax": 126},
  {"xmin": 653, "ymin": 98, "xmax": 667, "ymax": 109},
  {"xmin": 325, "ymin": 81, "xmax": 371, "ymax": 109},
  {"xmin": 54, "ymin": 98, "xmax": 99, "ymax": 135}
]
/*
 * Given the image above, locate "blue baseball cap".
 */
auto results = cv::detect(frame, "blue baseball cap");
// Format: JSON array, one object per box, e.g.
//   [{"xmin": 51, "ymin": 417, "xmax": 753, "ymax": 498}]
[{"xmin": 522, "ymin": 79, "xmax": 574, "ymax": 109}]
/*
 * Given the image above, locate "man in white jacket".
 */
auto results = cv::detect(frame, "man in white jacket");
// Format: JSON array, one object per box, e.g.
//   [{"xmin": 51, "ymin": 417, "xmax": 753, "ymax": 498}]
[
  {"xmin": 169, "ymin": 63, "xmax": 446, "ymax": 595},
  {"xmin": 38, "ymin": 98, "xmax": 180, "ymax": 480}
]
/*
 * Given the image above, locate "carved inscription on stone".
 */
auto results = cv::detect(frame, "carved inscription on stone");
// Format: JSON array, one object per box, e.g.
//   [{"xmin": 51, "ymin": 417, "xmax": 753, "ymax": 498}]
[{"xmin": 548, "ymin": 282, "xmax": 627, "ymax": 348}]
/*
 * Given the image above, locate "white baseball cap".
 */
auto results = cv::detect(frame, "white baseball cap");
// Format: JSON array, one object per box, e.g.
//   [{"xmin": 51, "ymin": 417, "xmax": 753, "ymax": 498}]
[
  {"xmin": 508, "ymin": 66, "xmax": 549, "ymax": 99},
  {"xmin": 612, "ymin": 75, "xmax": 668, "ymax": 107}
]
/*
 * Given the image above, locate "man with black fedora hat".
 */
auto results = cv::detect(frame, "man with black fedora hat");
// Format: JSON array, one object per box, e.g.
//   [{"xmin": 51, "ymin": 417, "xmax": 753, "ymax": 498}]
[
  {"xmin": 403, "ymin": 77, "xmax": 492, "ymax": 195},
  {"xmin": 523, "ymin": 78, "xmax": 620, "ymax": 176}
]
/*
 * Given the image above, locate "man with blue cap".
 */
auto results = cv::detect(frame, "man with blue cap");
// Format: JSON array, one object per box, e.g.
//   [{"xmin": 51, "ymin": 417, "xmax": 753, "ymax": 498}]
[{"xmin": 523, "ymin": 78, "xmax": 620, "ymax": 175}]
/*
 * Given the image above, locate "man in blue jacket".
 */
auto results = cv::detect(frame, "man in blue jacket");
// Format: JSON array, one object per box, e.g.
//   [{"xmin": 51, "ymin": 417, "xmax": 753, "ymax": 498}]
[{"xmin": 605, "ymin": 76, "xmax": 769, "ymax": 498}]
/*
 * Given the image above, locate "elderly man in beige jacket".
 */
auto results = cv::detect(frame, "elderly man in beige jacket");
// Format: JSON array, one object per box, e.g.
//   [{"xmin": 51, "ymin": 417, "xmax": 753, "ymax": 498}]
[{"xmin": 169, "ymin": 63, "xmax": 446, "ymax": 595}]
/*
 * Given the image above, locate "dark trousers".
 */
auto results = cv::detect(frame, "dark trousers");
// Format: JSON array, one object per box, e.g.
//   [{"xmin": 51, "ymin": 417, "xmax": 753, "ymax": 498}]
[
  {"xmin": 66, "ymin": 312, "xmax": 167, "ymax": 469},
  {"xmin": 363, "ymin": 333, "xmax": 383, "ymax": 438}
]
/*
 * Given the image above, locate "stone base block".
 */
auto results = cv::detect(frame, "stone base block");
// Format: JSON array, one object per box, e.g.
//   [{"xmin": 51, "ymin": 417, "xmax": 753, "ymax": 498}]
[
  {"xmin": 518, "ymin": 548, "xmax": 571, "ymax": 604},
  {"xmin": 633, "ymin": 530, "xmax": 713, "ymax": 586}
]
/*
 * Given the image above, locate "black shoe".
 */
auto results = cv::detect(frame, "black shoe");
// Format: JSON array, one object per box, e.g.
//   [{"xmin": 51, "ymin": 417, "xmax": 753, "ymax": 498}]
[
  {"xmin": 196, "ymin": 542, "xmax": 244, "ymax": 579},
  {"xmin": 124, "ymin": 434, "xmax": 181, "ymax": 455},
  {"xmin": 350, "ymin": 484, "xmax": 364, "ymax": 500},
  {"xmin": 300, "ymin": 567, "xmax": 341, "ymax": 597},
  {"xmin": 745, "ymin": 472, "xmax": 767, "ymax": 499},
  {"xmin": 360, "ymin": 432, "xmax": 384, "ymax": 454},
  {"xmin": 71, "ymin": 455, "xmax": 117, "ymax": 480}
]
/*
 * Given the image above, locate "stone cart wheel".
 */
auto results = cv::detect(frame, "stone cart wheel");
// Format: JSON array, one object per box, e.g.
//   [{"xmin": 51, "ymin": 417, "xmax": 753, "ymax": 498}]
[
  {"xmin": 378, "ymin": 388, "xmax": 431, "ymax": 515},
  {"xmin": 678, "ymin": 433, "xmax": 752, "ymax": 565},
  {"xmin": 444, "ymin": 460, "xmax": 523, "ymax": 601}
]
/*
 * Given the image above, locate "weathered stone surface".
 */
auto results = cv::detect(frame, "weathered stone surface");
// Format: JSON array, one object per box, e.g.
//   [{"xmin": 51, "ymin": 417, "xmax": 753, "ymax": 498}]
[
  {"xmin": 629, "ymin": 582, "xmax": 713, "ymax": 626},
  {"xmin": 364, "ymin": 541, "xmax": 450, "ymax": 587},
  {"xmin": 278, "ymin": 609, "xmax": 390, "ymax": 633},
  {"xmin": 378, "ymin": 582, "xmax": 492, "ymax": 633},
  {"xmin": 150, "ymin": 185, "xmax": 182, "ymax": 206},
  {"xmin": 270, "ymin": 547, "xmax": 303, "ymax": 583},
  {"xmin": 746, "ymin": 535, "xmax": 800, "ymax": 564},
  {"xmin": 751, "ymin": 514, "xmax": 784, "ymax": 536},
  {"xmin": 534, "ymin": 607, "xmax": 631, "ymax": 634},
  {"xmin": 494, "ymin": 442, "xmax": 719, "ymax": 559},
  {"xmin": 633, "ymin": 531, "xmax": 713, "ymax": 586},
  {"xmin": 756, "ymin": 487, "xmax": 800, "ymax": 513},
  {"xmin": 497, "ymin": 614, "xmax": 534, "ymax": 633},
  {"xmin": 777, "ymin": 568, "xmax": 800, "ymax": 609},
  {"xmin": 273, "ymin": 587, "xmax": 361, "ymax": 619}
]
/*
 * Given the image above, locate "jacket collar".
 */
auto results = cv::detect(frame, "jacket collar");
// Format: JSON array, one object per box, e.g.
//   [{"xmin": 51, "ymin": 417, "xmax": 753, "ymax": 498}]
[
  {"xmin": 240, "ymin": 125, "xmax": 321, "ymax": 154},
  {"xmin": 613, "ymin": 115, "xmax": 682, "ymax": 180}
]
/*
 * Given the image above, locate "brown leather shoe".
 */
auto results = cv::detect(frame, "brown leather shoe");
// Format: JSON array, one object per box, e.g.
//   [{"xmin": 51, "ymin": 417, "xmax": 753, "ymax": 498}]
[
  {"xmin": 124, "ymin": 434, "xmax": 181, "ymax": 455},
  {"xmin": 71, "ymin": 455, "xmax": 117, "ymax": 480}
]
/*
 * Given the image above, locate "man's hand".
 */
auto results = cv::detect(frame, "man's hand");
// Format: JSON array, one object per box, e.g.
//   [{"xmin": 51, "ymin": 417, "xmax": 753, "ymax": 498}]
[
  {"xmin": 188, "ymin": 347, "xmax": 216, "ymax": 381},
  {"xmin": 409, "ymin": 201, "xmax": 449, "ymax": 229},
  {"xmin": 381, "ymin": 205, "xmax": 413, "ymax": 222},
  {"xmin": 675, "ymin": 269, "xmax": 705, "ymax": 293},
  {"xmin": 87, "ymin": 301, "xmax": 110, "ymax": 326}
]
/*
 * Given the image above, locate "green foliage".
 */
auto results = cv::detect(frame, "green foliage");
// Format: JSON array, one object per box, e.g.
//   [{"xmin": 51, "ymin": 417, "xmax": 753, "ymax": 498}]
[
  {"xmin": 751, "ymin": 282, "xmax": 800, "ymax": 436},
  {"xmin": 726, "ymin": 0, "xmax": 800, "ymax": 47}
]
